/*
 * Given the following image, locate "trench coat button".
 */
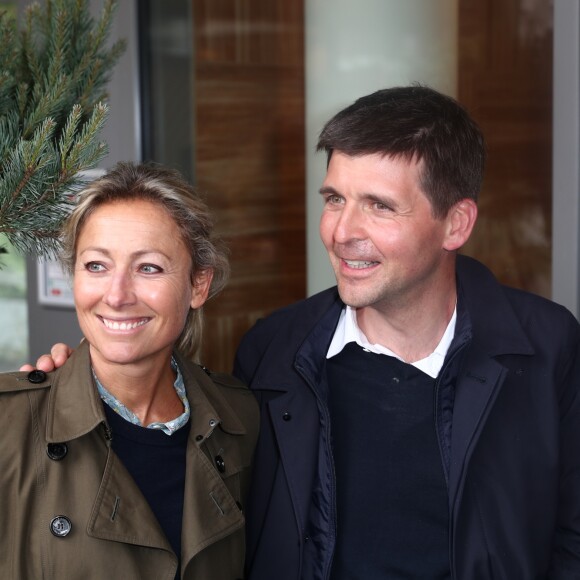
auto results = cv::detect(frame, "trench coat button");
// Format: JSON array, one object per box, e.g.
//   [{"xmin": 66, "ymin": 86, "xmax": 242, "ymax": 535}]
[
  {"xmin": 47, "ymin": 443, "xmax": 68, "ymax": 461},
  {"xmin": 195, "ymin": 434, "xmax": 203, "ymax": 442},
  {"xmin": 215, "ymin": 455, "xmax": 225, "ymax": 473},
  {"xmin": 27, "ymin": 370, "xmax": 47, "ymax": 384},
  {"xmin": 209, "ymin": 419, "xmax": 217, "ymax": 428},
  {"xmin": 282, "ymin": 412, "xmax": 292, "ymax": 421},
  {"xmin": 50, "ymin": 515, "xmax": 72, "ymax": 537}
]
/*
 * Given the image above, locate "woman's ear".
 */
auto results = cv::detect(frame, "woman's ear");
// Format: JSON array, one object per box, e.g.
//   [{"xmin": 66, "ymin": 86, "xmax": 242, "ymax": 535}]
[
  {"xmin": 190, "ymin": 269, "xmax": 214, "ymax": 309},
  {"xmin": 443, "ymin": 199, "xmax": 478, "ymax": 251}
]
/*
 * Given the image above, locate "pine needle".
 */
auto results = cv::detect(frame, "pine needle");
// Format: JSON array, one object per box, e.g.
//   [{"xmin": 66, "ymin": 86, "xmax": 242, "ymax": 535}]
[{"xmin": 0, "ymin": 0, "xmax": 125, "ymax": 260}]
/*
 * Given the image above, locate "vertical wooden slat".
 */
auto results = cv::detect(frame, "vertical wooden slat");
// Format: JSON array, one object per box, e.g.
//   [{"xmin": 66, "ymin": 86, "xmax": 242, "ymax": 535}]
[
  {"xmin": 192, "ymin": 0, "xmax": 306, "ymax": 371},
  {"xmin": 459, "ymin": 0, "xmax": 553, "ymax": 297}
]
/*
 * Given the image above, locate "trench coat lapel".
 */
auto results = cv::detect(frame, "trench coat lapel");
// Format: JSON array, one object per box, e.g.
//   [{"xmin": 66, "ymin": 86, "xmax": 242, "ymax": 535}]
[
  {"xmin": 44, "ymin": 342, "xmax": 245, "ymax": 560},
  {"xmin": 45, "ymin": 341, "xmax": 106, "ymax": 443},
  {"xmin": 180, "ymin": 442, "xmax": 245, "ymax": 566},
  {"xmin": 87, "ymin": 445, "xmax": 172, "ymax": 551},
  {"xmin": 179, "ymin": 359, "xmax": 246, "ymax": 568},
  {"xmin": 43, "ymin": 342, "xmax": 173, "ymax": 551}
]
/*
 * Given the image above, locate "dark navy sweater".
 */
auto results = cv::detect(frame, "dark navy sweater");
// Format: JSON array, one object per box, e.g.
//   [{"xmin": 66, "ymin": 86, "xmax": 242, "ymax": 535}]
[
  {"xmin": 103, "ymin": 404, "xmax": 190, "ymax": 577},
  {"xmin": 327, "ymin": 342, "xmax": 450, "ymax": 579}
]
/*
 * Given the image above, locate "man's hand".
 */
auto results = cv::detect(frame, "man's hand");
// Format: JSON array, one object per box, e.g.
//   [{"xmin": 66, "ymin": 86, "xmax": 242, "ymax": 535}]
[{"xmin": 19, "ymin": 343, "xmax": 75, "ymax": 372}]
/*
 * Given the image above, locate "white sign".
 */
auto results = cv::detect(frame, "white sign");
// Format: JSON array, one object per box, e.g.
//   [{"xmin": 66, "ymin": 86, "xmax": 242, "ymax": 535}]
[{"xmin": 37, "ymin": 259, "xmax": 74, "ymax": 307}]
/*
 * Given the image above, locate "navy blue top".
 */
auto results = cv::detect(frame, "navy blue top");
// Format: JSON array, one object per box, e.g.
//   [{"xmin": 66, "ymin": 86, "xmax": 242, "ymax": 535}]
[
  {"xmin": 104, "ymin": 403, "xmax": 190, "ymax": 577},
  {"xmin": 327, "ymin": 342, "xmax": 450, "ymax": 579}
]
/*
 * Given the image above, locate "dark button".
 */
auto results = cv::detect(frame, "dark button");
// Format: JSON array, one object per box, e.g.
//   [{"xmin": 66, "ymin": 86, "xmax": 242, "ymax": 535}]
[
  {"xmin": 195, "ymin": 434, "xmax": 203, "ymax": 442},
  {"xmin": 391, "ymin": 376, "xmax": 400, "ymax": 384},
  {"xmin": 47, "ymin": 443, "xmax": 68, "ymax": 461},
  {"xmin": 282, "ymin": 412, "xmax": 292, "ymax": 421},
  {"xmin": 50, "ymin": 515, "xmax": 72, "ymax": 537},
  {"xmin": 102, "ymin": 424, "xmax": 113, "ymax": 441},
  {"xmin": 215, "ymin": 455, "xmax": 225, "ymax": 473},
  {"xmin": 27, "ymin": 370, "xmax": 47, "ymax": 384}
]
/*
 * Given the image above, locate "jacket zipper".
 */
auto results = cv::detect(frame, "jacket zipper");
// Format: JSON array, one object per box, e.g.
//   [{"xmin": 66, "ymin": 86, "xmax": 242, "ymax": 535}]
[
  {"xmin": 296, "ymin": 362, "xmax": 337, "ymax": 580},
  {"xmin": 434, "ymin": 338, "xmax": 470, "ymax": 580}
]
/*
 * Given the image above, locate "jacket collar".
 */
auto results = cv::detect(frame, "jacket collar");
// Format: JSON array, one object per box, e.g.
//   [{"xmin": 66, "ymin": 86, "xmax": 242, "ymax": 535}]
[
  {"xmin": 45, "ymin": 341, "xmax": 106, "ymax": 443},
  {"xmin": 175, "ymin": 351, "xmax": 247, "ymax": 439},
  {"xmin": 250, "ymin": 254, "xmax": 534, "ymax": 396},
  {"xmin": 247, "ymin": 288, "xmax": 344, "ymax": 393},
  {"xmin": 295, "ymin": 291, "xmax": 343, "ymax": 397},
  {"xmin": 45, "ymin": 341, "xmax": 246, "ymax": 443},
  {"xmin": 290, "ymin": 255, "xmax": 535, "ymax": 394},
  {"xmin": 455, "ymin": 254, "xmax": 534, "ymax": 357}
]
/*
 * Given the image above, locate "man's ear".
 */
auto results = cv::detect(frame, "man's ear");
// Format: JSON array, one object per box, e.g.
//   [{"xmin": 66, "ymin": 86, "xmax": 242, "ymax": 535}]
[
  {"xmin": 190, "ymin": 269, "xmax": 214, "ymax": 309},
  {"xmin": 443, "ymin": 199, "xmax": 478, "ymax": 251}
]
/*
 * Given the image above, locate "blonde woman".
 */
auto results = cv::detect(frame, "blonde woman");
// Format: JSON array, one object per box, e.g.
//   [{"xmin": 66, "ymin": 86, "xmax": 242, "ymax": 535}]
[{"xmin": 1, "ymin": 162, "xmax": 258, "ymax": 579}]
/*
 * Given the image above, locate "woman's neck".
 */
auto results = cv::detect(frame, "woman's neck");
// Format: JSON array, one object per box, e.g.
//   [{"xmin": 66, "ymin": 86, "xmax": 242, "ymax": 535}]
[{"xmin": 91, "ymin": 352, "xmax": 184, "ymax": 425}]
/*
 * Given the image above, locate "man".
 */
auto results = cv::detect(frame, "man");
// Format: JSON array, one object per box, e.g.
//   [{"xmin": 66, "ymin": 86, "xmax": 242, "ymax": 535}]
[
  {"xmin": 235, "ymin": 85, "xmax": 580, "ymax": 579},
  {"xmin": 27, "ymin": 86, "xmax": 580, "ymax": 579}
]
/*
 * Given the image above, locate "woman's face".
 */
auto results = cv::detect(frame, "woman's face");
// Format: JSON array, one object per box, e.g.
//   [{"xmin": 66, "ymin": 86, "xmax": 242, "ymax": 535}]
[{"xmin": 73, "ymin": 199, "xmax": 212, "ymax": 369}]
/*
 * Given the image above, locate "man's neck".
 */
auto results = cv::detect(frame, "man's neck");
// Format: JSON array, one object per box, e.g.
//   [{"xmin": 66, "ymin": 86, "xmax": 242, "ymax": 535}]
[{"xmin": 355, "ymin": 288, "xmax": 457, "ymax": 364}]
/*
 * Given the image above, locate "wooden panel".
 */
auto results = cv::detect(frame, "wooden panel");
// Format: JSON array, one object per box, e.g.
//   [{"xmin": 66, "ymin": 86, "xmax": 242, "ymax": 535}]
[
  {"xmin": 192, "ymin": 0, "xmax": 305, "ymax": 371},
  {"xmin": 458, "ymin": 0, "xmax": 553, "ymax": 297}
]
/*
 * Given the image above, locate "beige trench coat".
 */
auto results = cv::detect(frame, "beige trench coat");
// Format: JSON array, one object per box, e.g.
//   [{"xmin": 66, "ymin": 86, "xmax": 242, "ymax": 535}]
[{"xmin": 0, "ymin": 341, "xmax": 259, "ymax": 579}]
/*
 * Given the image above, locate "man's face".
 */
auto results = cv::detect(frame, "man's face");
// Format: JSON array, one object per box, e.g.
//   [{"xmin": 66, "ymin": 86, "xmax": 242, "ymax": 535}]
[{"xmin": 319, "ymin": 151, "xmax": 455, "ymax": 314}]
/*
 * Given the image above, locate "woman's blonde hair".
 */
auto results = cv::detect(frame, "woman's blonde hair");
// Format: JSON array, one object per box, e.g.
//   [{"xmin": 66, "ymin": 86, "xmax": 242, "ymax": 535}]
[{"xmin": 61, "ymin": 162, "xmax": 229, "ymax": 359}]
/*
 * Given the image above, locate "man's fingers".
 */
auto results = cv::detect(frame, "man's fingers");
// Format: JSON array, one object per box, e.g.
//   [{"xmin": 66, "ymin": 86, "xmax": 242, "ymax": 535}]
[
  {"xmin": 19, "ymin": 342, "xmax": 75, "ymax": 373},
  {"xmin": 50, "ymin": 344, "xmax": 74, "ymax": 369}
]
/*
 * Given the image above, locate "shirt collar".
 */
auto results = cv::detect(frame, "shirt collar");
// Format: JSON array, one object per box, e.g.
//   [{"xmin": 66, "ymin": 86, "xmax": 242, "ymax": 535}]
[
  {"xmin": 94, "ymin": 357, "xmax": 191, "ymax": 436},
  {"xmin": 327, "ymin": 305, "xmax": 457, "ymax": 378}
]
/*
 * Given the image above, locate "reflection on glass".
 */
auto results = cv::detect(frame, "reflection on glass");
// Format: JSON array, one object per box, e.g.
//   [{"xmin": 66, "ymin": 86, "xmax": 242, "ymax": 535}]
[{"xmin": 138, "ymin": 0, "xmax": 195, "ymax": 180}]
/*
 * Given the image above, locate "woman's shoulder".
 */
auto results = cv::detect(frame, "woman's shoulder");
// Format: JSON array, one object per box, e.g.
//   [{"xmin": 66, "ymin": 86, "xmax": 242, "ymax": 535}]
[
  {"xmin": 195, "ymin": 364, "xmax": 257, "ymax": 409},
  {"xmin": 177, "ymin": 356, "xmax": 259, "ymax": 424},
  {"xmin": 0, "ymin": 368, "xmax": 52, "ymax": 395}
]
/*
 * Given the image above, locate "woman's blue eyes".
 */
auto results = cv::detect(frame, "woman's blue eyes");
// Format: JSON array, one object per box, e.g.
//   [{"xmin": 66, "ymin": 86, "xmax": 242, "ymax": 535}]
[
  {"xmin": 84, "ymin": 262, "xmax": 162, "ymax": 274},
  {"xmin": 86, "ymin": 262, "xmax": 105, "ymax": 272}
]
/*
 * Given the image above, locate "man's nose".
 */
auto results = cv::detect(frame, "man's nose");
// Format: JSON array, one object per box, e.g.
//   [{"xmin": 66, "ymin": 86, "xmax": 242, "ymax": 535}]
[{"xmin": 333, "ymin": 204, "xmax": 366, "ymax": 243}]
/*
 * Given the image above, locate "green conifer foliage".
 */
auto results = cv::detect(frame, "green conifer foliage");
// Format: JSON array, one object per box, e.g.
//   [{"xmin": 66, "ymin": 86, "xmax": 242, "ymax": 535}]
[{"xmin": 0, "ymin": 0, "xmax": 125, "ymax": 259}]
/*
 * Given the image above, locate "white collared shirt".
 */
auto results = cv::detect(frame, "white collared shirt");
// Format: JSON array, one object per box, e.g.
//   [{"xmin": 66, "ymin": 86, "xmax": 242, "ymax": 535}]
[{"xmin": 326, "ymin": 305, "xmax": 457, "ymax": 379}]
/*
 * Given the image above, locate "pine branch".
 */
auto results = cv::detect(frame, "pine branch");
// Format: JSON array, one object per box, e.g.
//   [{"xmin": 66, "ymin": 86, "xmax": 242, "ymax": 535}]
[{"xmin": 0, "ymin": 0, "xmax": 125, "ymax": 260}]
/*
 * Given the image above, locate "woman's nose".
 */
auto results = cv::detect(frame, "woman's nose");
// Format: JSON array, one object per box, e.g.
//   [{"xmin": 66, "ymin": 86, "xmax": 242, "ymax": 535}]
[{"xmin": 103, "ymin": 272, "xmax": 136, "ymax": 307}]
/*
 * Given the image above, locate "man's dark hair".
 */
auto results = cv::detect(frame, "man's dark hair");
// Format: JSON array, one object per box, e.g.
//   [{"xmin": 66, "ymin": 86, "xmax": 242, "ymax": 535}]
[{"xmin": 316, "ymin": 85, "xmax": 485, "ymax": 218}]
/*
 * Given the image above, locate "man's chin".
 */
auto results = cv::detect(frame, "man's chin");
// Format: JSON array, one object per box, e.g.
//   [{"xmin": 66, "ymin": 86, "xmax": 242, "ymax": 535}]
[{"xmin": 336, "ymin": 286, "xmax": 370, "ymax": 310}]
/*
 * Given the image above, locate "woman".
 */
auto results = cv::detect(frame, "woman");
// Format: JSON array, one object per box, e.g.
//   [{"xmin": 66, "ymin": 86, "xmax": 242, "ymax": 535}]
[{"xmin": 0, "ymin": 162, "xmax": 259, "ymax": 579}]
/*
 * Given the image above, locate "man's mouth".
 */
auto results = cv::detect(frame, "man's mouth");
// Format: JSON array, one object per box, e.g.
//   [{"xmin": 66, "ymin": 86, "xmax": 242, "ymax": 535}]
[{"xmin": 343, "ymin": 259, "xmax": 378, "ymax": 269}]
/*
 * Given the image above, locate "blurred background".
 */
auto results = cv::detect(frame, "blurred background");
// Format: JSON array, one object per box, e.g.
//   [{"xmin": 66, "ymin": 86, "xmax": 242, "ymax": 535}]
[{"xmin": 2, "ymin": 0, "xmax": 577, "ymax": 372}]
